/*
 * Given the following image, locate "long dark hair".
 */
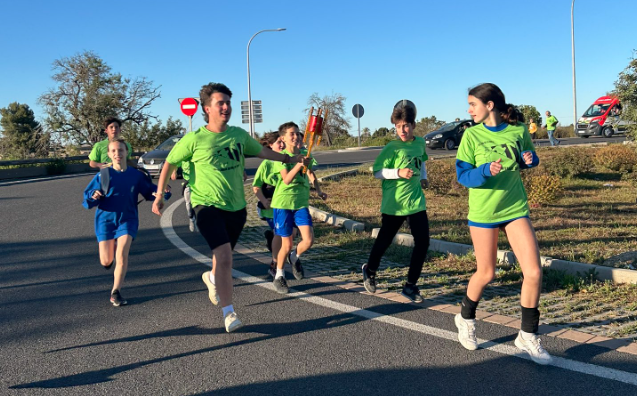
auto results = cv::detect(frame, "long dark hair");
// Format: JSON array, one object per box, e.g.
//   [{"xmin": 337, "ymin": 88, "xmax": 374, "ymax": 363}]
[{"xmin": 468, "ymin": 83, "xmax": 524, "ymax": 125}]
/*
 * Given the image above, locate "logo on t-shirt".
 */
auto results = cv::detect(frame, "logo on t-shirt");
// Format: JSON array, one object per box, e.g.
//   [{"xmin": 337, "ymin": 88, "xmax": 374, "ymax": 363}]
[
  {"xmin": 479, "ymin": 140, "xmax": 522, "ymax": 171},
  {"xmin": 211, "ymin": 143, "xmax": 244, "ymax": 171}
]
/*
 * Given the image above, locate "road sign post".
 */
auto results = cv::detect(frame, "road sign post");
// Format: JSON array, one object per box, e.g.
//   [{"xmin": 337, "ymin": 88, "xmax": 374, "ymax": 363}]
[
  {"xmin": 241, "ymin": 100, "xmax": 263, "ymax": 133},
  {"xmin": 178, "ymin": 97, "xmax": 200, "ymax": 132},
  {"xmin": 352, "ymin": 104, "xmax": 364, "ymax": 147}
]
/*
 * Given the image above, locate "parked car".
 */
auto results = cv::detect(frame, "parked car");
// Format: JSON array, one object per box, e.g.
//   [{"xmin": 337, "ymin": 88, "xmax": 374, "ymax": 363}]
[
  {"xmin": 425, "ymin": 120, "xmax": 475, "ymax": 150},
  {"xmin": 137, "ymin": 134, "xmax": 184, "ymax": 177}
]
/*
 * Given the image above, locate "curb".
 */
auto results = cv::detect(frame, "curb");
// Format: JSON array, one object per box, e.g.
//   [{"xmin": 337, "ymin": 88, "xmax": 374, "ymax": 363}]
[
  {"xmin": 235, "ymin": 243, "xmax": 637, "ymax": 352},
  {"xmin": 309, "ymin": 206, "xmax": 364, "ymax": 232},
  {"xmin": 314, "ymin": 165, "xmax": 637, "ymax": 284},
  {"xmin": 371, "ymin": 229, "xmax": 637, "ymax": 284},
  {"xmin": 336, "ymin": 146, "xmax": 384, "ymax": 153},
  {"xmin": 316, "ymin": 168, "xmax": 359, "ymax": 183}
]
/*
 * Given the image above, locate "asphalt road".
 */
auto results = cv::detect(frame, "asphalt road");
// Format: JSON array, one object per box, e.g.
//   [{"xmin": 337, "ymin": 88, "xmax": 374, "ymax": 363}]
[{"xmin": 1, "ymin": 137, "xmax": 636, "ymax": 395}]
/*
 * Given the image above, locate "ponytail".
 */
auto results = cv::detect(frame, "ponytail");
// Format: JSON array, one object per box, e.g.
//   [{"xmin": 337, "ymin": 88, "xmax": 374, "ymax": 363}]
[{"xmin": 501, "ymin": 104, "xmax": 524, "ymax": 125}]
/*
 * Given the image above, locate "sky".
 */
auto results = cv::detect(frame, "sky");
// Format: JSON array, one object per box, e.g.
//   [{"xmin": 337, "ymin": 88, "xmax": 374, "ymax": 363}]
[{"xmin": 1, "ymin": 0, "xmax": 636, "ymax": 139}]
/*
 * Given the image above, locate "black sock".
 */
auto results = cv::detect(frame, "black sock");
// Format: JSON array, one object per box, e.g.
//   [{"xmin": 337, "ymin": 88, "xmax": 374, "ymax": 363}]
[
  {"xmin": 461, "ymin": 294, "xmax": 479, "ymax": 320},
  {"xmin": 521, "ymin": 306, "xmax": 540, "ymax": 333}
]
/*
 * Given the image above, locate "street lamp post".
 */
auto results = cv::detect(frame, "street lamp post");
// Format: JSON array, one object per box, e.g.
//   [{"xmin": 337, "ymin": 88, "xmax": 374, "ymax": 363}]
[
  {"xmin": 571, "ymin": 0, "xmax": 577, "ymax": 130},
  {"xmin": 247, "ymin": 28, "xmax": 286, "ymax": 138}
]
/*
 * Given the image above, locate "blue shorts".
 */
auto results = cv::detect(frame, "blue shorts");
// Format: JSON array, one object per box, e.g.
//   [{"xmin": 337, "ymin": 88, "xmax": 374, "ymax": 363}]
[
  {"xmin": 468, "ymin": 216, "xmax": 529, "ymax": 229},
  {"xmin": 265, "ymin": 217, "xmax": 275, "ymax": 230},
  {"xmin": 273, "ymin": 208, "xmax": 312, "ymax": 237}
]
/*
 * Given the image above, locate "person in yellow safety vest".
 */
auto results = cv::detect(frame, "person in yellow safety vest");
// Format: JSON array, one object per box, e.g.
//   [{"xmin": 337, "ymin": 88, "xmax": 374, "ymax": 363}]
[{"xmin": 529, "ymin": 118, "xmax": 537, "ymax": 140}]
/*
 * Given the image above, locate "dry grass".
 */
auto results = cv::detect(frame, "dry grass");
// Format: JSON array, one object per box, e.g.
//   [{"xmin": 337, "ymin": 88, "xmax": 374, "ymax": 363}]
[{"xmin": 311, "ymin": 147, "xmax": 637, "ymax": 267}]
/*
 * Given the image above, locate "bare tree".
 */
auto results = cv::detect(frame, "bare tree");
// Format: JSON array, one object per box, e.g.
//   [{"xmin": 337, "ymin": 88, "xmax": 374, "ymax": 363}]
[
  {"xmin": 38, "ymin": 51, "xmax": 161, "ymax": 145},
  {"xmin": 301, "ymin": 92, "xmax": 351, "ymax": 146}
]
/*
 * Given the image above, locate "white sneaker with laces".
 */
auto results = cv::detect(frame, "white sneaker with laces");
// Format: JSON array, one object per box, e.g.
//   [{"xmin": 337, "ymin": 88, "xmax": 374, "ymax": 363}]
[
  {"xmin": 515, "ymin": 331, "xmax": 553, "ymax": 365},
  {"xmin": 224, "ymin": 312, "xmax": 243, "ymax": 333},
  {"xmin": 454, "ymin": 313, "xmax": 478, "ymax": 350}
]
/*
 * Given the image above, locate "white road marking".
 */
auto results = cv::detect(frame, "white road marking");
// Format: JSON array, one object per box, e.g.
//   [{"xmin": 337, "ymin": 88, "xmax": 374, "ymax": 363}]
[{"xmin": 160, "ymin": 199, "xmax": 637, "ymax": 386}]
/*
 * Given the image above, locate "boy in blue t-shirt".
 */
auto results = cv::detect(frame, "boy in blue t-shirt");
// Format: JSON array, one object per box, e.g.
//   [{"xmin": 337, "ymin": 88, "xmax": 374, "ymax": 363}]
[{"xmin": 83, "ymin": 138, "xmax": 169, "ymax": 306}]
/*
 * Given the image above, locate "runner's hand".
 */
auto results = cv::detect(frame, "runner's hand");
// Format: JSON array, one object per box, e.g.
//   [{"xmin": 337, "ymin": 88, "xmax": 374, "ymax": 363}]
[
  {"xmin": 490, "ymin": 158, "xmax": 502, "ymax": 176},
  {"xmin": 398, "ymin": 168, "xmax": 414, "ymax": 179},
  {"xmin": 522, "ymin": 151, "xmax": 533, "ymax": 165},
  {"xmin": 318, "ymin": 192, "xmax": 328, "ymax": 201},
  {"xmin": 420, "ymin": 179, "xmax": 429, "ymax": 189},
  {"xmin": 152, "ymin": 197, "xmax": 164, "ymax": 216},
  {"xmin": 92, "ymin": 190, "xmax": 104, "ymax": 200}
]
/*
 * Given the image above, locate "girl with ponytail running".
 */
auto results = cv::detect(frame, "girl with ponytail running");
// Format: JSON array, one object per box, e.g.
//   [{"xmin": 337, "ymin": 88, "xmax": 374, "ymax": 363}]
[{"xmin": 454, "ymin": 83, "xmax": 551, "ymax": 365}]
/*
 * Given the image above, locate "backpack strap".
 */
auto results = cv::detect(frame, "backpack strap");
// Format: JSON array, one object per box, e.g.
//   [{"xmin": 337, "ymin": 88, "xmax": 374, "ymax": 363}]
[{"xmin": 100, "ymin": 167, "xmax": 110, "ymax": 194}]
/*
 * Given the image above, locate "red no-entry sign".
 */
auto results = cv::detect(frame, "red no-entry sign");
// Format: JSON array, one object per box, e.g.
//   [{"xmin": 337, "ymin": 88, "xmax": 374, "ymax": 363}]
[{"xmin": 180, "ymin": 97, "xmax": 198, "ymax": 117}]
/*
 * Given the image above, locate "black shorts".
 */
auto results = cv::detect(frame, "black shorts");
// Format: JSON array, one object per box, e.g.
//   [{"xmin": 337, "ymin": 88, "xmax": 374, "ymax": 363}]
[{"xmin": 194, "ymin": 205, "xmax": 247, "ymax": 251}]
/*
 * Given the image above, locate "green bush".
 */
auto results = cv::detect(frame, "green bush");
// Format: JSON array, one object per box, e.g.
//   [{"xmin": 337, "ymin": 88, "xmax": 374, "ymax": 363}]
[
  {"xmin": 45, "ymin": 158, "xmax": 66, "ymax": 175},
  {"xmin": 362, "ymin": 135, "xmax": 395, "ymax": 147},
  {"xmin": 593, "ymin": 144, "xmax": 637, "ymax": 172},
  {"xmin": 534, "ymin": 125, "xmax": 574, "ymax": 139},
  {"xmin": 540, "ymin": 147, "xmax": 595, "ymax": 178},
  {"xmin": 522, "ymin": 169, "xmax": 563, "ymax": 207}
]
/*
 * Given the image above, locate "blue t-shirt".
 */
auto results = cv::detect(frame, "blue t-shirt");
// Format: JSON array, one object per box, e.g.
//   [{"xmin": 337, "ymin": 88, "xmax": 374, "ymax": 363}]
[{"xmin": 83, "ymin": 167, "xmax": 157, "ymax": 241}]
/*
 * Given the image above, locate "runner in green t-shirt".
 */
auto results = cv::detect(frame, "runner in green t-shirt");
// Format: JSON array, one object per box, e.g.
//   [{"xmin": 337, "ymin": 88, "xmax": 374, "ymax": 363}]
[
  {"xmin": 361, "ymin": 103, "xmax": 430, "ymax": 304},
  {"xmin": 270, "ymin": 122, "xmax": 326, "ymax": 294},
  {"xmin": 253, "ymin": 132, "xmax": 285, "ymax": 276},
  {"xmin": 151, "ymin": 83, "xmax": 304, "ymax": 333},
  {"xmin": 454, "ymin": 83, "xmax": 551, "ymax": 365},
  {"xmin": 88, "ymin": 117, "xmax": 133, "ymax": 169},
  {"xmin": 543, "ymin": 110, "xmax": 560, "ymax": 146}
]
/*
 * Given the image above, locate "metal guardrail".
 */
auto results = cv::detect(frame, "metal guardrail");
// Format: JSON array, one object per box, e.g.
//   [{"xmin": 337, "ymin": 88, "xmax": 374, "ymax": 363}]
[{"xmin": 0, "ymin": 153, "xmax": 144, "ymax": 167}]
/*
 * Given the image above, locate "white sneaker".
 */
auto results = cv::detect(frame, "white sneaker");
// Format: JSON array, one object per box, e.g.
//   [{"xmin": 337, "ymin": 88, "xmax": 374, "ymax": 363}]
[
  {"xmin": 201, "ymin": 271, "xmax": 220, "ymax": 305},
  {"xmin": 515, "ymin": 331, "xmax": 553, "ymax": 365},
  {"xmin": 224, "ymin": 312, "xmax": 243, "ymax": 333},
  {"xmin": 189, "ymin": 218, "xmax": 198, "ymax": 232},
  {"xmin": 454, "ymin": 314, "xmax": 478, "ymax": 351}
]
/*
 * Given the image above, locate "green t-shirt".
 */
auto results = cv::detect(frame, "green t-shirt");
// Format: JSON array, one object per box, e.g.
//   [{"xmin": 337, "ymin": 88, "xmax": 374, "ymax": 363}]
[
  {"xmin": 166, "ymin": 125, "xmax": 263, "ymax": 211},
  {"xmin": 252, "ymin": 159, "xmax": 280, "ymax": 219},
  {"xmin": 88, "ymin": 139, "xmax": 133, "ymax": 163},
  {"xmin": 271, "ymin": 149, "xmax": 317, "ymax": 210},
  {"xmin": 546, "ymin": 115, "xmax": 558, "ymax": 131},
  {"xmin": 456, "ymin": 123, "xmax": 535, "ymax": 223},
  {"xmin": 179, "ymin": 160, "xmax": 191, "ymax": 181},
  {"xmin": 373, "ymin": 137, "xmax": 428, "ymax": 216}
]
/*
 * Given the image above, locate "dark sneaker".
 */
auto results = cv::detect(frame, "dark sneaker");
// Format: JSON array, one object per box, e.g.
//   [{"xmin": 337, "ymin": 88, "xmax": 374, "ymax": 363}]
[
  {"xmin": 362, "ymin": 264, "xmax": 376, "ymax": 293},
  {"xmin": 110, "ymin": 290, "xmax": 128, "ymax": 307},
  {"xmin": 268, "ymin": 261, "xmax": 276, "ymax": 278},
  {"xmin": 291, "ymin": 256, "xmax": 304, "ymax": 280},
  {"xmin": 401, "ymin": 283, "xmax": 423, "ymax": 303},
  {"xmin": 273, "ymin": 277, "xmax": 289, "ymax": 294},
  {"xmin": 264, "ymin": 229, "xmax": 274, "ymax": 252}
]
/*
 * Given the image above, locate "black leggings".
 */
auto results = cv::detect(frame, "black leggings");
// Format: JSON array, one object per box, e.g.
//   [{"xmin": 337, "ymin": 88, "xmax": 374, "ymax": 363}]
[{"xmin": 367, "ymin": 210, "xmax": 430, "ymax": 284}]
